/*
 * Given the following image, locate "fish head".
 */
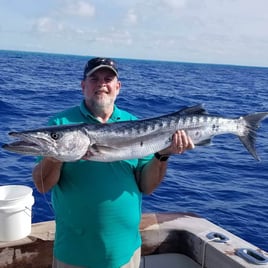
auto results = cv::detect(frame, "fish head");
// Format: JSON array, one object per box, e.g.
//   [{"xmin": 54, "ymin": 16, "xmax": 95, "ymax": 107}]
[{"xmin": 2, "ymin": 125, "xmax": 91, "ymax": 162}]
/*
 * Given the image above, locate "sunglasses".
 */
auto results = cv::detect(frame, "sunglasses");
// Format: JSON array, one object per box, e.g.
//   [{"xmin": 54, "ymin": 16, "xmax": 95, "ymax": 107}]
[{"xmin": 84, "ymin": 57, "xmax": 118, "ymax": 79}]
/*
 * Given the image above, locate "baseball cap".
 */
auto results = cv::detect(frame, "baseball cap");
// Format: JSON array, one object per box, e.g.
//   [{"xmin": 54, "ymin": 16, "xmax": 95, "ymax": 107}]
[{"xmin": 83, "ymin": 57, "xmax": 118, "ymax": 79}]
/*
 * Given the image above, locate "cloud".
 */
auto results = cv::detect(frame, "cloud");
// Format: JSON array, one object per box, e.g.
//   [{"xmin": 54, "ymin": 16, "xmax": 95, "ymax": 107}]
[
  {"xmin": 125, "ymin": 9, "xmax": 138, "ymax": 25},
  {"xmin": 30, "ymin": 1, "xmax": 96, "ymax": 37},
  {"xmin": 61, "ymin": 0, "xmax": 95, "ymax": 17},
  {"xmin": 32, "ymin": 17, "xmax": 64, "ymax": 33},
  {"xmin": 160, "ymin": 0, "xmax": 187, "ymax": 9},
  {"xmin": 97, "ymin": 29, "xmax": 133, "ymax": 46}
]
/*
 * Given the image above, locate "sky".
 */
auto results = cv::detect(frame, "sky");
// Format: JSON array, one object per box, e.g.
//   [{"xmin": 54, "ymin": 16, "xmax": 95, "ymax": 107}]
[{"xmin": 0, "ymin": 0, "xmax": 268, "ymax": 67}]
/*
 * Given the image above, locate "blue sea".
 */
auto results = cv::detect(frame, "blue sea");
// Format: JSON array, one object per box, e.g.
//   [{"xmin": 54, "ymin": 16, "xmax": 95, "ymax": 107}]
[{"xmin": 1, "ymin": 50, "xmax": 268, "ymax": 251}]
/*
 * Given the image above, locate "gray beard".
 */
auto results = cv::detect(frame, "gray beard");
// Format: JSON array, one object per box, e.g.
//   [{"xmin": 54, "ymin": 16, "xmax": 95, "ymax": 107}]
[{"xmin": 87, "ymin": 98, "xmax": 115, "ymax": 116}]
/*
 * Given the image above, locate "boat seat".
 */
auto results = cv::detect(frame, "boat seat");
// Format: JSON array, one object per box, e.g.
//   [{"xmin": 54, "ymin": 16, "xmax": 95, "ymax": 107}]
[{"xmin": 140, "ymin": 253, "xmax": 200, "ymax": 268}]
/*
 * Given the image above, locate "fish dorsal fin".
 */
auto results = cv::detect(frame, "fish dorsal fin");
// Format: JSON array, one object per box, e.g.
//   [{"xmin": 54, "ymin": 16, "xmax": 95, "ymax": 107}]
[{"xmin": 178, "ymin": 104, "xmax": 208, "ymax": 115}]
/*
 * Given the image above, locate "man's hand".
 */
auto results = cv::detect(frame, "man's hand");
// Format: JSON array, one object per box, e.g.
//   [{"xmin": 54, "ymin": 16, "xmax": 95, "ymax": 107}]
[{"xmin": 159, "ymin": 130, "xmax": 194, "ymax": 155}]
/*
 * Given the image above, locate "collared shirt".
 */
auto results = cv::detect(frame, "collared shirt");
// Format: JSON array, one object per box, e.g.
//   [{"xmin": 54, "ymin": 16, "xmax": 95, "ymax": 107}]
[
  {"xmin": 49, "ymin": 101, "xmax": 152, "ymax": 268},
  {"xmin": 79, "ymin": 100, "xmax": 125, "ymax": 123}
]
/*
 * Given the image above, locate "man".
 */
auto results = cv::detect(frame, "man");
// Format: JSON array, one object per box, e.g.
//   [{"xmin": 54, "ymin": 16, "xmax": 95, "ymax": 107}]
[{"xmin": 32, "ymin": 57, "xmax": 194, "ymax": 268}]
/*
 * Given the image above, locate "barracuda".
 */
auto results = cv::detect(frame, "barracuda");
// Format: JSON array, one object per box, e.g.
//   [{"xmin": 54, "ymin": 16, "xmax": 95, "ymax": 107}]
[{"xmin": 2, "ymin": 105, "xmax": 268, "ymax": 162}]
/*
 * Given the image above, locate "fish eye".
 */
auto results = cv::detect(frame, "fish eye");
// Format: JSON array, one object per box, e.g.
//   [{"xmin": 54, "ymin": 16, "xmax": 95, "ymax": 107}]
[{"xmin": 50, "ymin": 132, "xmax": 61, "ymax": 140}]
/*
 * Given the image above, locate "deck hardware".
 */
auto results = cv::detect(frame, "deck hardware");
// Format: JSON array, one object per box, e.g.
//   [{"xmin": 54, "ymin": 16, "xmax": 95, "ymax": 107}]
[
  {"xmin": 206, "ymin": 232, "xmax": 229, "ymax": 243},
  {"xmin": 202, "ymin": 232, "xmax": 230, "ymax": 268},
  {"xmin": 236, "ymin": 248, "xmax": 268, "ymax": 265}
]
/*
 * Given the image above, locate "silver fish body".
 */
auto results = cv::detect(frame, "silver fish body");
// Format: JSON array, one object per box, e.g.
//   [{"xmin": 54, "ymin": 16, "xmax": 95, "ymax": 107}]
[{"xmin": 2, "ymin": 105, "xmax": 268, "ymax": 162}]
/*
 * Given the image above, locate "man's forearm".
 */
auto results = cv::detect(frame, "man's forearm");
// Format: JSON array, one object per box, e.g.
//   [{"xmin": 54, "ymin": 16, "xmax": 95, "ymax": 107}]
[
  {"xmin": 32, "ymin": 157, "xmax": 63, "ymax": 193},
  {"xmin": 137, "ymin": 156, "xmax": 168, "ymax": 195},
  {"xmin": 137, "ymin": 130, "xmax": 194, "ymax": 195}
]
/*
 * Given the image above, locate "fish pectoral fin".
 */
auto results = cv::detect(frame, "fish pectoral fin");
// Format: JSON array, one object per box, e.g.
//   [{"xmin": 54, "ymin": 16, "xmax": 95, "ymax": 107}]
[{"xmin": 195, "ymin": 139, "xmax": 212, "ymax": 146}]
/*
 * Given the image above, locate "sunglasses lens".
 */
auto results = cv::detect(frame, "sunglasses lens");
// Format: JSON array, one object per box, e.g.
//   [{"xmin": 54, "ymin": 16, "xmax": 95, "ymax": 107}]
[{"xmin": 84, "ymin": 57, "xmax": 118, "ymax": 78}]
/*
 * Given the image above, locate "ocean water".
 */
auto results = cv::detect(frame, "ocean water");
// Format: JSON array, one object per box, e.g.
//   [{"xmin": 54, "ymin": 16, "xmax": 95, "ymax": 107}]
[{"xmin": 0, "ymin": 50, "xmax": 268, "ymax": 251}]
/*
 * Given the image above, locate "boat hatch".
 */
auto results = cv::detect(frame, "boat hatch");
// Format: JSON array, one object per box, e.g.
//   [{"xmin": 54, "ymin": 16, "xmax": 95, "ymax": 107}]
[{"xmin": 140, "ymin": 253, "xmax": 200, "ymax": 268}]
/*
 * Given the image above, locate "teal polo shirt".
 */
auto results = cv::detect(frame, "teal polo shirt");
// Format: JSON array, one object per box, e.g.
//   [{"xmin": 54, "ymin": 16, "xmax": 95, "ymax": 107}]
[{"xmin": 49, "ymin": 101, "xmax": 152, "ymax": 268}]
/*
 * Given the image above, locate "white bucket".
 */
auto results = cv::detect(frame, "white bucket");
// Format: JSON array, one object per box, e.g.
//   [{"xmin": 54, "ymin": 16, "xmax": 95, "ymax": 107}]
[{"xmin": 0, "ymin": 185, "xmax": 35, "ymax": 241}]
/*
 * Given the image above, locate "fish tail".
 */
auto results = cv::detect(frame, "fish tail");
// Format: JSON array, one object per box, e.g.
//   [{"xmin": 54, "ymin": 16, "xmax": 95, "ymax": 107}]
[{"xmin": 239, "ymin": 112, "xmax": 268, "ymax": 161}]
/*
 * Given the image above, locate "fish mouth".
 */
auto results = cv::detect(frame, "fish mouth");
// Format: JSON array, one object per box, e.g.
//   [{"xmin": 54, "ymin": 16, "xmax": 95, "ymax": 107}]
[{"xmin": 2, "ymin": 132, "xmax": 47, "ymax": 155}]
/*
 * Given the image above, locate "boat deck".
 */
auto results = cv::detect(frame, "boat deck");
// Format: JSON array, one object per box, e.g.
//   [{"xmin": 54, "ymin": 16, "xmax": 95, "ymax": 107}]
[{"xmin": 0, "ymin": 213, "xmax": 268, "ymax": 268}]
